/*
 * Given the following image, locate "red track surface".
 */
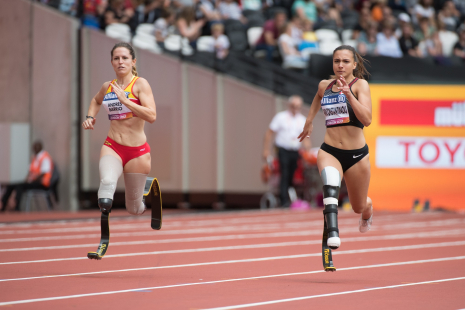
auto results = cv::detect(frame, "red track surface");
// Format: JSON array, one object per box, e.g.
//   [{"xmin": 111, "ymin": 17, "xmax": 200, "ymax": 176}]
[{"xmin": 1, "ymin": 208, "xmax": 465, "ymax": 309}]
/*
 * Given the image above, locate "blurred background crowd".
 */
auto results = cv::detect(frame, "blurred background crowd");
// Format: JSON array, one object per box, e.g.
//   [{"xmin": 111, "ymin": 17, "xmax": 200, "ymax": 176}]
[{"xmin": 37, "ymin": 0, "xmax": 465, "ymax": 69}]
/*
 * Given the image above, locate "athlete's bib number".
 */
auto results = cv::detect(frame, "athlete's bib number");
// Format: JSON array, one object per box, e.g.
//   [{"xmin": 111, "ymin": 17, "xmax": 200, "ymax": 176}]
[
  {"xmin": 102, "ymin": 92, "xmax": 134, "ymax": 120},
  {"xmin": 321, "ymin": 94, "xmax": 350, "ymax": 126}
]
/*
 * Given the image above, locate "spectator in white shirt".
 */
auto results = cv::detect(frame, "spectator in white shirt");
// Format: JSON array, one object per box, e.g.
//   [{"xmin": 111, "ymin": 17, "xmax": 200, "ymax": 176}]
[
  {"xmin": 154, "ymin": 8, "xmax": 176, "ymax": 49},
  {"xmin": 376, "ymin": 20, "xmax": 403, "ymax": 58},
  {"xmin": 278, "ymin": 22, "xmax": 308, "ymax": 69},
  {"xmin": 218, "ymin": 0, "xmax": 244, "ymax": 22},
  {"xmin": 211, "ymin": 23, "xmax": 230, "ymax": 58},
  {"xmin": 412, "ymin": 0, "xmax": 435, "ymax": 25},
  {"xmin": 263, "ymin": 96, "xmax": 310, "ymax": 207}
]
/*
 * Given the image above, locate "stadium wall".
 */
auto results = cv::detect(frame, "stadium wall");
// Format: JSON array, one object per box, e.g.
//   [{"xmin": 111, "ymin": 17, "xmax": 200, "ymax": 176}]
[{"xmin": 0, "ymin": 0, "xmax": 79, "ymax": 211}]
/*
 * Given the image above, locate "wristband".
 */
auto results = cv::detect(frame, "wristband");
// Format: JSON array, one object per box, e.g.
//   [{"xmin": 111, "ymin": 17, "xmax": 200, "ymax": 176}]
[{"xmin": 86, "ymin": 116, "xmax": 94, "ymax": 120}]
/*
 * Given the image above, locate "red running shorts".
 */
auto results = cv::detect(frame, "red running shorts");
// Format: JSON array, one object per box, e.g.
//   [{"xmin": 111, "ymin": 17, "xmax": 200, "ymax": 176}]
[{"xmin": 103, "ymin": 136, "xmax": 150, "ymax": 167}]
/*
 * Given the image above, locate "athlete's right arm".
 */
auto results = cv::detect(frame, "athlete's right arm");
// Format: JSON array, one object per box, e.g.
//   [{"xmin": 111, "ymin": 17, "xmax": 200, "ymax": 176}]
[
  {"xmin": 82, "ymin": 82, "xmax": 110, "ymax": 130},
  {"xmin": 297, "ymin": 80, "xmax": 328, "ymax": 142}
]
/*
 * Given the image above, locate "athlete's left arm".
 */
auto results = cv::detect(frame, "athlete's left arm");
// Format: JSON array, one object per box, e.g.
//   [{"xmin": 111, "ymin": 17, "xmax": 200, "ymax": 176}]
[
  {"xmin": 111, "ymin": 78, "xmax": 157, "ymax": 123},
  {"xmin": 341, "ymin": 77, "xmax": 372, "ymax": 127}
]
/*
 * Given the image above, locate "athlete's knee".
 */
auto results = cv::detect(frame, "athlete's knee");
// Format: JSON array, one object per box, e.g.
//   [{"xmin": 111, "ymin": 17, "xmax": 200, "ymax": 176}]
[
  {"xmin": 98, "ymin": 198, "xmax": 113, "ymax": 213},
  {"xmin": 124, "ymin": 173, "xmax": 147, "ymax": 215}
]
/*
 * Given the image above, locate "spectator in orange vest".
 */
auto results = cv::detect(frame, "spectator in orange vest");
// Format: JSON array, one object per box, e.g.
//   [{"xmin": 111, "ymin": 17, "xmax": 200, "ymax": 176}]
[{"xmin": 1, "ymin": 141, "xmax": 53, "ymax": 212}]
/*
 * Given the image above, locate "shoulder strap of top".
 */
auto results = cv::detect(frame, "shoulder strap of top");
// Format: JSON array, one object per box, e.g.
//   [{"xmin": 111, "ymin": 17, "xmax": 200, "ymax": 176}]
[
  {"xmin": 107, "ymin": 79, "xmax": 116, "ymax": 93},
  {"xmin": 125, "ymin": 76, "xmax": 138, "ymax": 91},
  {"xmin": 325, "ymin": 79, "xmax": 337, "ymax": 91},
  {"xmin": 349, "ymin": 77, "xmax": 359, "ymax": 87}
]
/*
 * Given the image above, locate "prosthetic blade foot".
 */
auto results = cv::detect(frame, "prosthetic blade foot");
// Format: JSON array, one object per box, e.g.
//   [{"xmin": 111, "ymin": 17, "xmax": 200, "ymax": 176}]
[{"xmin": 143, "ymin": 177, "xmax": 162, "ymax": 230}]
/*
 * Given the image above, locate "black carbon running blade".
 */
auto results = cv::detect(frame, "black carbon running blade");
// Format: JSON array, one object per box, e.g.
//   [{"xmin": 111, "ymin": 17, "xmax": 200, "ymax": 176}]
[
  {"xmin": 87, "ymin": 212, "xmax": 110, "ymax": 260},
  {"xmin": 322, "ymin": 219, "xmax": 336, "ymax": 272},
  {"xmin": 150, "ymin": 178, "xmax": 162, "ymax": 230}
]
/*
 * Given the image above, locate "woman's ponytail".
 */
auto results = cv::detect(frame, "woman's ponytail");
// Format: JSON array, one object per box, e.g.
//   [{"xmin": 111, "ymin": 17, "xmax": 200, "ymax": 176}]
[{"xmin": 132, "ymin": 64, "xmax": 138, "ymax": 77}]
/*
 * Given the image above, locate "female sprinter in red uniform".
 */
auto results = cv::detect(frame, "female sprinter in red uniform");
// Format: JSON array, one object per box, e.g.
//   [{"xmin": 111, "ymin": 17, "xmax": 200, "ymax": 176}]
[
  {"xmin": 298, "ymin": 45, "xmax": 373, "ymax": 271},
  {"xmin": 82, "ymin": 42, "xmax": 157, "ymax": 259}
]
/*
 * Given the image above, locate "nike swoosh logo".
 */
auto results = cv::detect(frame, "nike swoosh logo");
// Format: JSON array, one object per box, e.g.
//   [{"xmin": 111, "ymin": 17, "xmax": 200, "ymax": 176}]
[{"xmin": 353, "ymin": 154, "xmax": 363, "ymax": 158}]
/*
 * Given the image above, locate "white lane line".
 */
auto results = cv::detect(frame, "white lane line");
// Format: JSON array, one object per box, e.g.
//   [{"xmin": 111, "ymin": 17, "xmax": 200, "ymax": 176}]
[
  {"xmin": 1, "ymin": 228, "xmax": 464, "ymax": 253},
  {"xmin": 1, "ymin": 240, "xmax": 465, "ymax": 266},
  {"xmin": 201, "ymin": 276, "xmax": 465, "ymax": 310},
  {"xmin": 0, "ymin": 220, "xmax": 323, "ymax": 236},
  {"xmin": 2, "ymin": 208, "xmax": 441, "ymax": 229},
  {"xmin": 2, "ymin": 217, "xmax": 464, "ymax": 243},
  {"xmin": 0, "ymin": 256, "xmax": 464, "ymax": 306},
  {"xmin": 1, "ymin": 239, "xmax": 464, "ymax": 283},
  {"xmin": 0, "ymin": 212, "xmax": 456, "ymax": 235},
  {"xmin": 0, "ymin": 213, "xmax": 321, "ymax": 234}
]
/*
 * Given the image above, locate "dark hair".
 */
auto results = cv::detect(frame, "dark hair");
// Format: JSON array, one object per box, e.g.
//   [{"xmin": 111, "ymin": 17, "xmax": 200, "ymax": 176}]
[
  {"xmin": 110, "ymin": 42, "xmax": 138, "ymax": 76},
  {"xmin": 161, "ymin": 7, "xmax": 175, "ymax": 19},
  {"xmin": 331, "ymin": 45, "xmax": 369, "ymax": 79}
]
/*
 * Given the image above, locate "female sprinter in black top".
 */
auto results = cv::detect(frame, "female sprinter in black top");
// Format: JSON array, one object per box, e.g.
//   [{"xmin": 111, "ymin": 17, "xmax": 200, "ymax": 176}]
[
  {"xmin": 82, "ymin": 42, "xmax": 157, "ymax": 259},
  {"xmin": 298, "ymin": 45, "xmax": 373, "ymax": 270}
]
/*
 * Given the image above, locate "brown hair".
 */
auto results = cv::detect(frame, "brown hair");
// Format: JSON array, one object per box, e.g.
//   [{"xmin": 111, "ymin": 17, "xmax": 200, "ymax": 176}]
[
  {"xmin": 331, "ymin": 45, "xmax": 369, "ymax": 79},
  {"xmin": 110, "ymin": 42, "xmax": 138, "ymax": 76}
]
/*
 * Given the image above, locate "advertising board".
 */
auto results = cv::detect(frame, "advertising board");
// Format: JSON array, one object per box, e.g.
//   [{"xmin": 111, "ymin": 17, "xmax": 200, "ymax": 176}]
[{"xmin": 365, "ymin": 85, "xmax": 465, "ymax": 211}]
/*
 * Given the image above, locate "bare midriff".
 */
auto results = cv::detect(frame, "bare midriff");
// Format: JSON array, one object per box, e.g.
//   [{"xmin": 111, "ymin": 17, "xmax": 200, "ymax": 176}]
[
  {"xmin": 324, "ymin": 126, "xmax": 366, "ymax": 150},
  {"xmin": 107, "ymin": 117, "xmax": 146, "ymax": 147}
]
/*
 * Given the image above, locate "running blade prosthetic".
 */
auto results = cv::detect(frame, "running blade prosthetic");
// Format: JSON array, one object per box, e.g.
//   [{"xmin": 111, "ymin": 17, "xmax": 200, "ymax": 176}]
[
  {"xmin": 87, "ymin": 211, "xmax": 110, "ymax": 260},
  {"xmin": 143, "ymin": 177, "xmax": 162, "ymax": 230},
  {"xmin": 322, "ymin": 220, "xmax": 336, "ymax": 272}
]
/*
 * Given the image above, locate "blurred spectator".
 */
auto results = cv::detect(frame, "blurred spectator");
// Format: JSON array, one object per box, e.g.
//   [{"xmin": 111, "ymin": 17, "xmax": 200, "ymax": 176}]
[
  {"xmin": 59, "ymin": 0, "xmax": 77, "ymax": 15},
  {"xmin": 208, "ymin": 23, "xmax": 231, "ymax": 58},
  {"xmin": 398, "ymin": 22, "xmax": 422, "ymax": 57},
  {"xmin": 278, "ymin": 22, "xmax": 308, "ymax": 68},
  {"xmin": 218, "ymin": 0, "xmax": 245, "ymax": 22},
  {"xmin": 292, "ymin": 0, "xmax": 318, "ymax": 23},
  {"xmin": 357, "ymin": 20, "xmax": 379, "ymax": 55},
  {"xmin": 423, "ymin": 31, "xmax": 448, "ymax": 64},
  {"xmin": 388, "ymin": 0, "xmax": 408, "ymax": 12},
  {"xmin": 438, "ymin": 0, "xmax": 460, "ymax": 31},
  {"xmin": 176, "ymin": 6, "xmax": 205, "ymax": 46},
  {"xmin": 154, "ymin": 8, "xmax": 176, "ymax": 48},
  {"xmin": 173, "ymin": 0, "xmax": 194, "ymax": 8},
  {"xmin": 352, "ymin": 7, "xmax": 372, "ymax": 40},
  {"xmin": 255, "ymin": 9, "xmax": 287, "ymax": 61},
  {"xmin": 104, "ymin": 0, "xmax": 135, "ymax": 28},
  {"xmin": 371, "ymin": 0, "xmax": 386, "ymax": 22},
  {"xmin": 318, "ymin": 0, "xmax": 343, "ymax": 28},
  {"xmin": 134, "ymin": 0, "xmax": 168, "ymax": 24},
  {"xmin": 414, "ymin": 16, "xmax": 436, "ymax": 42},
  {"xmin": 453, "ymin": 0, "xmax": 465, "ymax": 16},
  {"xmin": 395, "ymin": 12, "xmax": 411, "ymax": 38},
  {"xmin": 242, "ymin": 0, "xmax": 263, "ymax": 11},
  {"xmin": 82, "ymin": 0, "xmax": 107, "ymax": 29},
  {"xmin": 412, "ymin": 0, "xmax": 435, "ymax": 25},
  {"xmin": 299, "ymin": 19, "xmax": 320, "ymax": 52},
  {"xmin": 377, "ymin": 20, "xmax": 402, "ymax": 57},
  {"xmin": 290, "ymin": 15, "xmax": 304, "ymax": 46},
  {"xmin": 197, "ymin": 0, "xmax": 221, "ymax": 22},
  {"xmin": 262, "ymin": 96, "xmax": 310, "ymax": 207},
  {"xmin": 196, "ymin": 0, "xmax": 221, "ymax": 35},
  {"xmin": 1, "ymin": 141, "xmax": 53, "ymax": 212},
  {"xmin": 453, "ymin": 24, "xmax": 465, "ymax": 61}
]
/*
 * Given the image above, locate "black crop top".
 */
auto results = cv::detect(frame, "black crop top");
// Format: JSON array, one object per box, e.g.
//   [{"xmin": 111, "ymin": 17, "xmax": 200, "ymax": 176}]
[{"xmin": 321, "ymin": 78, "xmax": 364, "ymax": 129}]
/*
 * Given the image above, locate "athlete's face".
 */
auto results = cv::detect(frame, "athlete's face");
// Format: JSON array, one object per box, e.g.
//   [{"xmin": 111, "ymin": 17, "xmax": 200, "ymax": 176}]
[
  {"xmin": 333, "ymin": 50, "xmax": 356, "ymax": 79},
  {"xmin": 111, "ymin": 47, "xmax": 136, "ymax": 76}
]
